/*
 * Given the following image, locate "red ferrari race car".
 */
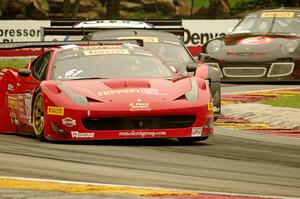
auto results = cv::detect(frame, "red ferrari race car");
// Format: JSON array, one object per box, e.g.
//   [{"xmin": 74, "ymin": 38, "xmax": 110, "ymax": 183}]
[
  {"xmin": 0, "ymin": 41, "xmax": 214, "ymax": 142},
  {"xmin": 42, "ymin": 20, "xmax": 221, "ymax": 119},
  {"xmin": 200, "ymin": 8, "xmax": 300, "ymax": 82}
]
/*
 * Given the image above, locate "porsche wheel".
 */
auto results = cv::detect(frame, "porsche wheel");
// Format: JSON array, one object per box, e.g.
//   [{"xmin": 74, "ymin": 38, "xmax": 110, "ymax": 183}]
[
  {"xmin": 177, "ymin": 137, "xmax": 208, "ymax": 143},
  {"xmin": 32, "ymin": 92, "xmax": 46, "ymax": 141}
]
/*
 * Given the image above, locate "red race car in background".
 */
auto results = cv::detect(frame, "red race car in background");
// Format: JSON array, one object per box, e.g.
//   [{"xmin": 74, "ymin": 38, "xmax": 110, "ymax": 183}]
[{"xmin": 0, "ymin": 41, "xmax": 214, "ymax": 142}]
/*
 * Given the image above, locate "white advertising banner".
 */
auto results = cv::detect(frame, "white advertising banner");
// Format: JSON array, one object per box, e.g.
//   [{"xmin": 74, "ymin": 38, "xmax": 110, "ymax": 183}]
[
  {"xmin": 182, "ymin": 19, "xmax": 239, "ymax": 46},
  {"xmin": 0, "ymin": 20, "xmax": 50, "ymax": 42},
  {"xmin": 0, "ymin": 19, "xmax": 239, "ymax": 56}
]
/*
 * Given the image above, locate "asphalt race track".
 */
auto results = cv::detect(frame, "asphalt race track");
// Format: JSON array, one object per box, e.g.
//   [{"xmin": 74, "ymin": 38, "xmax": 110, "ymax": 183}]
[{"xmin": 0, "ymin": 84, "xmax": 299, "ymax": 198}]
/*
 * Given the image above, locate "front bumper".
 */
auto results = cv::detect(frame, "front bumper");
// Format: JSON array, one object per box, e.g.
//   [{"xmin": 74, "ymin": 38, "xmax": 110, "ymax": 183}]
[
  {"xmin": 205, "ymin": 62, "xmax": 300, "ymax": 82},
  {"xmin": 43, "ymin": 101, "xmax": 214, "ymax": 141}
]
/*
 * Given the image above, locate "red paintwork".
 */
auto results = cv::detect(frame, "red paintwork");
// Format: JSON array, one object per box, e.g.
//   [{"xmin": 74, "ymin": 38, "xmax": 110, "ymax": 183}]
[
  {"xmin": 0, "ymin": 44, "xmax": 213, "ymax": 141},
  {"xmin": 0, "ymin": 49, "xmax": 44, "ymax": 57}
]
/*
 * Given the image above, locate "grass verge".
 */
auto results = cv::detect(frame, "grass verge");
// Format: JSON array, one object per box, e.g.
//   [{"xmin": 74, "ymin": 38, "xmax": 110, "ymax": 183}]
[
  {"xmin": 260, "ymin": 94, "xmax": 300, "ymax": 109},
  {"xmin": 0, "ymin": 59, "xmax": 28, "ymax": 70}
]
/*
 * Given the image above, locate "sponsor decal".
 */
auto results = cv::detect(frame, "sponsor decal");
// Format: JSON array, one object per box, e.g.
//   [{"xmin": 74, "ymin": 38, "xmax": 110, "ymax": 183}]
[
  {"xmin": 119, "ymin": 131, "xmax": 166, "ymax": 137},
  {"xmin": 81, "ymin": 45, "xmax": 122, "ymax": 50},
  {"xmin": 117, "ymin": 36, "xmax": 159, "ymax": 43},
  {"xmin": 192, "ymin": 127, "xmax": 202, "ymax": 137},
  {"xmin": 83, "ymin": 49, "xmax": 129, "ymax": 56},
  {"xmin": 71, "ymin": 131, "xmax": 94, "ymax": 138},
  {"xmin": 9, "ymin": 111, "xmax": 16, "ymax": 118},
  {"xmin": 62, "ymin": 117, "xmax": 76, "ymax": 127},
  {"xmin": 261, "ymin": 12, "xmax": 294, "ymax": 18},
  {"xmin": 47, "ymin": 106, "xmax": 64, "ymax": 116},
  {"xmin": 129, "ymin": 102, "xmax": 151, "ymax": 111},
  {"xmin": 208, "ymin": 102, "xmax": 213, "ymax": 111},
  {"xmin": 98, "ymin": 88, "xmax": 161, "ymax": 96},
  {"xmin": 7, "ymin": 84, "xmax": 14, "ymax": 91},
  {"xmin": 17, "ymin": 95, "xmax": 24, "ymax": 100},
  {"xmin": 7, "ymin": 96, "xmax": 18, "ymax": 109},
  {"xmin": 25, "ymin": 91, "xmax": 31, "ymax": 124}
]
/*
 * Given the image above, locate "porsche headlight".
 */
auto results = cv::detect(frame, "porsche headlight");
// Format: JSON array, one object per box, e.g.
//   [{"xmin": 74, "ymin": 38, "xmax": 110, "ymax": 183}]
[
  {"xmin": 281, "ymin": 40, "xmax": 298, "ymax": 54},
  {"xmin": 58, "ymin": 84, "xmax": 88, "ymax": 105},
  {"xmin": 206, "ymin": 40, "xmax": 223, "ymax": 54},
  {"xmin": 185, "ymin": 79, "xmax": 198, "ymax": 102}
]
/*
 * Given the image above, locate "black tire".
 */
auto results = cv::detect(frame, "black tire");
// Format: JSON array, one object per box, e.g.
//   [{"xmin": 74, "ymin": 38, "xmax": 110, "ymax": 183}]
[
  {"xmin": 32, "ymin": 92, "xmax": 46, "ymax": 141},
  {"xmin": 212, "ymin": 81, "xmax": 221, "ymax": 121},
  {"xmin": 177, "ymin": 137, "xmax": 208, "ymax": 143}
]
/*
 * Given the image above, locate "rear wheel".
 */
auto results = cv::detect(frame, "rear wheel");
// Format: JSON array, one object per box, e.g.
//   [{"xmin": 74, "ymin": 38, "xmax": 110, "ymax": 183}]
[
  {"xmin": 32, "ymin": 92, "xmax": 46, "ymax": 141},
  {"xmin": 177, "ymin": 137, "xmax": 208, "ymax": 143}
]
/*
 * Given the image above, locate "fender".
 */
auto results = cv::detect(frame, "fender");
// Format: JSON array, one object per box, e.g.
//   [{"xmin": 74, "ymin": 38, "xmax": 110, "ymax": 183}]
[
  {"xmin": 195, "ymin": 63, "xmax": 208, "ymax": 79},
  {"xmin": 196, "ymin": 63, "xmax": 221, "ymax": 119},
  {"xmin": 0, "ymin": 69, "xmax": 17, "ymax": 132}
]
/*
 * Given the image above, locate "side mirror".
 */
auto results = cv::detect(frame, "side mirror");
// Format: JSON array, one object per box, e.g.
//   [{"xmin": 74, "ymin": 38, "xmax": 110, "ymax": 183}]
[
  {"xmin": 186, "ymin": 63, "xmax": 197, "ymax": 72},
  {"xmin": 18, "ymin": 69, "xmax": 31, "ymax": 77}
]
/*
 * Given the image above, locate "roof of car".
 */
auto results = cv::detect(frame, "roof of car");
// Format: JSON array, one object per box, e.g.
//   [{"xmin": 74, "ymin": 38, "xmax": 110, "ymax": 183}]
[{"xmin": 88, "ymin": 29, "xmax": 179, "ymax": 40}]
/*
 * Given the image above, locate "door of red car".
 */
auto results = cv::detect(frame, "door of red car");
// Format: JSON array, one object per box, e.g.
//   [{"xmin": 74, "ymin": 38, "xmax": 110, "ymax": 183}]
[{"xmin": 7, "ymin": 52, "xmax": 51, "ymax": 128}]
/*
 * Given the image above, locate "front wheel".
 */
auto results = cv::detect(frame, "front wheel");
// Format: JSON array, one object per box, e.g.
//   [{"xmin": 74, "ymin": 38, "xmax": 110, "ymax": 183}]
[{"xmin": 32, "ymin": 92, "xmax": 46, "ymax": 141}]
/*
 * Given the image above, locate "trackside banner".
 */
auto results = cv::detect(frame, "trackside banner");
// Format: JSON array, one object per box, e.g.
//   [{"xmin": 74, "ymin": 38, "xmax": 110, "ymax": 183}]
[
  {"xmin": 0, "ymin": 20, "xmax": 50, "ymax": 42},
  {"xmin": 183, "ymin": 19, "xmax": 238, "ymax": 55},
  {"xmin": 0, "ymin": 19, "xmax": 238, "ymax": 56}
]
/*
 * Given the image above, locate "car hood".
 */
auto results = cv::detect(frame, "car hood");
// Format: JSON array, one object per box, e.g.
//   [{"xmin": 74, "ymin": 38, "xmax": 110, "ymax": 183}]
[
  {"xmin": 59, "ymin": 78, "xmax": 192, "ymax": 103},
  {"xmin": 221, "ymin": 33, "xmax": 299, "ymax": 54}
]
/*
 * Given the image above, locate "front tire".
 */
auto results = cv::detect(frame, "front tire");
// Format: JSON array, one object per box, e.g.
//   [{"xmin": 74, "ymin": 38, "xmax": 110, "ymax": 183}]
[{"xmin": 32, "ymin": 92, "xmax": 46, "ymax": 141}]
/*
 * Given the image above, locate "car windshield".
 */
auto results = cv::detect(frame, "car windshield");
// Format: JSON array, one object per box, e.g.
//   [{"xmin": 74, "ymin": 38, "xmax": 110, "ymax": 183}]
[
  {"xmin": 52, "ymin": 46, "xmax": 174, "ymax": 80},
  {"xmin": 231, "ymin": 12, "xmax": 300, "ymax": 35},
  {"xmin": 143, "ymin": 41, "xmax": 191, "ymax": 63}
]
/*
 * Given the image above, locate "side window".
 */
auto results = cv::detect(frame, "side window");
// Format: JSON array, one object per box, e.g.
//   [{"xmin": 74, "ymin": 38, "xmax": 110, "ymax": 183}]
[{"xmin": 32, "ymin": 52, "xmax": 51, "ymax": 81}]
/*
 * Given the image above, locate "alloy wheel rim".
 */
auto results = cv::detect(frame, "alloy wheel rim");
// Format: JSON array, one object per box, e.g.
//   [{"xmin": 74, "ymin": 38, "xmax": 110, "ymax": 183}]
[{"xmin": 33, "ymin": 94, "xmax": 44, "ymax": 136}]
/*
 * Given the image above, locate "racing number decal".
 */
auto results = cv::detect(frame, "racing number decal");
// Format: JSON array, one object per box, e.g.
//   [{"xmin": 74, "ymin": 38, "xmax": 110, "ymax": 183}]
[{"xmin": 64, "ymin": 69, "xmax": 83, "ymax": 79}]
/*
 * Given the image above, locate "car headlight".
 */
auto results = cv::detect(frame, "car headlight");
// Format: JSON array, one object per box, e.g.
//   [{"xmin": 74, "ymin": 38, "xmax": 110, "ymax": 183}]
[
  {"xmin": 58, "ymin": 84, "xmax": 88, "ymax": 105},
  {"xmin": 281, "ymin": 40, "xmax": 298, "ymax": 54},
  {"xmin": 185, "ymin": 79, "xmax": 198, "ymax": 102},
  {"xmin": 206, "ymin": 40, "xmax": 223, "ymax": 54}
]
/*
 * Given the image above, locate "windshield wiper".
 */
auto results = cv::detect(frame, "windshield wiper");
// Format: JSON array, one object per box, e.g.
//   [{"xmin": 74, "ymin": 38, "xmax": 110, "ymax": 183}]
[{"xmin": 268, "ymin": 15, "xmax": 276, "ymax": 33}]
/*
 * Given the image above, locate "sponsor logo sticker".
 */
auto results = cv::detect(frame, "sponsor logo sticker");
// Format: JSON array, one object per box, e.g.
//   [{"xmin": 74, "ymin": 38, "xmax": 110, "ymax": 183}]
[
  {"xmin": 129, "ymin": 102, "xmax": 151, "ymax": 111},
  {"xmin": 261, "ymin": 12, "xmax": 294, "ymax": 18},
  {"xmin": 192, "ymin": 127, "xmax": 202, "ymax": 137},
  {"xmin": 62, "ymin": 117, "xmax": 76, "ymax": 127},
  {"xmin": 208, "ymin": 102, "xmax": 213, "ymax": 111},
  {"xmin": 7, "ymin": 84, "xmax": 14, "ymax": 91},
  {"xmin": 83, "ymin": 49, "xmax": 129, "ymax": 56},
  {"xmin": 119, "ymin": 131, "xmax": 166, "ymax": 137},
  {"xmin": 47, "ymin": 106, "xmax": 64, "ymax": 116},
  {"xmin": 98, "ymin": 88, "xmax": 161, "ymax": 96},
  {"xmin": 7, "ymin": 96, "xmax": 18, "ymax": 109},
  {"xmin": 71, "ymin": 131, "xmax": 95, "ymax": 138}
]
